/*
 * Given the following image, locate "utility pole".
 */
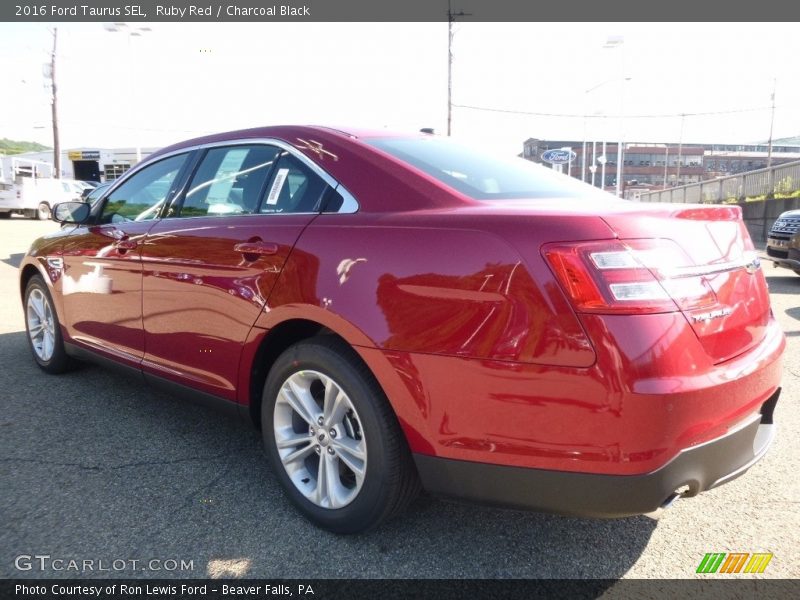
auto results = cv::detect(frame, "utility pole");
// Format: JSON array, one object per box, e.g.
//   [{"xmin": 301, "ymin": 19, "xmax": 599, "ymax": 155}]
[
  {"xmin": 766, "ymin": 78, "xmax": 776, "ymax": 168},
  {"xmin": 447, "ymin": 1, "xmax": 470, "ymax": 136},
  {"xmin": 50, "ymin": 27, "xmax": 60, "ymax": 179}
]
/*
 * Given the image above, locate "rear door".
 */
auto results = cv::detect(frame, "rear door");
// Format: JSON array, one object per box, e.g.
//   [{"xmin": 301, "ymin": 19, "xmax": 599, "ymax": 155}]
[{"xmin": 140, "ymin": 143, "xmax": 330, "ymax": 400}]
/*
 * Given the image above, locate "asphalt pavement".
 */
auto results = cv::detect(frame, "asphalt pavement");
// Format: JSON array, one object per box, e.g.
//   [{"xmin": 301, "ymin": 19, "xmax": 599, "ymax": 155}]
[{"xmin": 1, "ymin": 218, "xmax": 798, "ymax": 580}]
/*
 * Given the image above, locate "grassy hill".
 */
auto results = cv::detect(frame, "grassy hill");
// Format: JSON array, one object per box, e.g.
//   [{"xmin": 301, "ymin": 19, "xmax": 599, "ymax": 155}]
[{"xmin": 0, "ymin": 138, "xmax": 51, "ymax": 155}]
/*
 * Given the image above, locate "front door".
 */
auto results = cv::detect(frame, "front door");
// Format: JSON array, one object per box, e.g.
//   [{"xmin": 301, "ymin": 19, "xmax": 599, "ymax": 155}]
[{"xmin": 60, "ymin": 153, "xmax": 191, "ymax": 367}]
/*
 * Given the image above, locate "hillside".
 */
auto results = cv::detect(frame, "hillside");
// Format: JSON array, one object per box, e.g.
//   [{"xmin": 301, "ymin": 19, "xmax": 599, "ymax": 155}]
[{"xmin": 0, "ymin": 138, "xmax": 51, "ymax": 155}]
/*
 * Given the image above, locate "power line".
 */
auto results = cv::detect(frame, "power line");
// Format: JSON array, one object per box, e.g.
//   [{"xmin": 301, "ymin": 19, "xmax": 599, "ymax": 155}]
[{"xmin": 452, "ymin": 103, "xmax": 776, "ymax": 119}]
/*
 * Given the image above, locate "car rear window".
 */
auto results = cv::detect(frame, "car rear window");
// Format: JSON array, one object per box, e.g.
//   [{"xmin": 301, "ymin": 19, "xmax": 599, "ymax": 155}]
[{"xmin": 366, "ymin": 137, "xmax": 612, "ymax": 200}]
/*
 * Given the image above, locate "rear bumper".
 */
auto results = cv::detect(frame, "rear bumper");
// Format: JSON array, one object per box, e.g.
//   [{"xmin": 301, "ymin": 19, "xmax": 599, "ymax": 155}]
[{"xmin": 414, "ymin": 388, "xmax": 778, "ymax": 518}]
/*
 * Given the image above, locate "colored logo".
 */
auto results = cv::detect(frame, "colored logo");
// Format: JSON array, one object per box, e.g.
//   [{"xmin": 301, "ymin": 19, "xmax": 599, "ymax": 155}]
[
  {"xmin": 696, "ymin": 553, "xmax": 773, "ymax": 574},
  {"xmin": 541, "ymin": 149, "xmax": 576, "ymax": 164}
]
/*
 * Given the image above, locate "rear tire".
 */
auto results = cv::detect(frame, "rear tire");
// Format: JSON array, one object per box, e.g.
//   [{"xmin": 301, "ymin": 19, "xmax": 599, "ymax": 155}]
[
  {"xmin": 36, "ymin": 202, "xmax": 51, "ymax": 221},
  {"xmin": 261, "ymin": 337, "xmax": 419, "ymax": 533},
  {"xmin": 0, "ymin": 212, "xmax": 10, "ymax": 219},
  {"xmin": 24, "ymin": 275, "xmax": 73, "ymax": 374}
]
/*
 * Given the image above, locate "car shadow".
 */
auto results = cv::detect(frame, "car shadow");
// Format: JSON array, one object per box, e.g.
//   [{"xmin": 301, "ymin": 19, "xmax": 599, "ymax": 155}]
[
  {"xmin": 1, "ymin": 253, "xmax": 24, "ymax": 269},
  {"xmin": 0, "ymin": 329, "xmax": 655, "ymax": 582},
  {"xmin": 765, "ymin": 272, "xmax": 800, "ymax": 294}
]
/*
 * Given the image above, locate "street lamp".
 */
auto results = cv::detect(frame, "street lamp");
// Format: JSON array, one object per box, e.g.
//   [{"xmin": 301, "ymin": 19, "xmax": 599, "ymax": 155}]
[
  {"xmin": 104, "ymin": 23, "xmax": 152, "ymax": 164},
  {"xmin": 582, "ymin": 77, "xmax": 631, "ymax": 185},
  {"xmin": 603, "ymin": 35, "xmax": 627, "ymax": 197}
]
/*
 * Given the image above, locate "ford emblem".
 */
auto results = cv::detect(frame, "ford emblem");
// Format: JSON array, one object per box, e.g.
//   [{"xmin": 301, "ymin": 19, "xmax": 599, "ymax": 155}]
[{"xmin": 541, "ymin": 149, "xmax": 577, "ymax": 165}]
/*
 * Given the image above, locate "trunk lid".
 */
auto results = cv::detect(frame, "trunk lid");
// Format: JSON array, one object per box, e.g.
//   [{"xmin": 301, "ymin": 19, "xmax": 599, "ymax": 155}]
[{"xmin": 599, "ymin": 204, "xmax": 770, "ymax": 363}]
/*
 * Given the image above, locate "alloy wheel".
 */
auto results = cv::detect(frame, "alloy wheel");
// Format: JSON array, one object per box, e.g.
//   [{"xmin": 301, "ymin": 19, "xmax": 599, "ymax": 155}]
[
  {"xmin": 273, "ymin": 370, "xmax": 367, "ymax": 509},
  {"xmin": 27, "ymin": 288, "xmax": 56, "ymax": 362}
]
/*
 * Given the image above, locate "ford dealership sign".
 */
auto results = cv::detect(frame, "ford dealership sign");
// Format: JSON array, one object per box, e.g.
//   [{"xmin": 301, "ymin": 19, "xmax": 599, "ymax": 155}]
[{"xmin": 541, "ymin": 149, "xmax": 576, "ymax": 164}]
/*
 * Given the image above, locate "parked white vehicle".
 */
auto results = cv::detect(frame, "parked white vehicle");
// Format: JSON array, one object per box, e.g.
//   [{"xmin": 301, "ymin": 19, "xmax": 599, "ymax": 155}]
[{"xmin": 0, "ymin": 158, "xmax": 82, "ymax": 220}]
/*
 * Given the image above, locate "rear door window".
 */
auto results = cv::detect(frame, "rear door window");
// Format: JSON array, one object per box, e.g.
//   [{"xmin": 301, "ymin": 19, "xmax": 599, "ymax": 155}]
[
  {"xmin": 179, "ymin": 145, "xmax": 280, "ymax": 218},
  {"xmin": 258, "ymin": 151, "xmax": 328, "ymax": 214}
]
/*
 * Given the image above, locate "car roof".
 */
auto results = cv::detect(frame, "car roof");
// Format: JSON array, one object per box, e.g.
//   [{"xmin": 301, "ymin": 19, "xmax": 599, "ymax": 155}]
[
  {"xmin": 137, "ymin": 126, "xmax": 471, "ymax": 213},
  {"xmin": 151, "ymin": 125, "xmax": 419, "ymax": 159}
]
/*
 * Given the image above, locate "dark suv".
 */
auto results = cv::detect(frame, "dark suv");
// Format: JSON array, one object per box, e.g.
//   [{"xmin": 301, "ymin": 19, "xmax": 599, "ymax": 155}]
[{"xmin": 766, "ymin": 209, "xmax": 800, "ymax": 275}]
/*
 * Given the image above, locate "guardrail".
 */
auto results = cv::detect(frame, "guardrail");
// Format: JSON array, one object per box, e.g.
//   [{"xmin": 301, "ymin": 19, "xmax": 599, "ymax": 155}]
[
  {"xmin": 636, "ymin": 159, "xmax": 800, "ymax": 244},
  {"xmin": 636, "ymin": 159, "xmax": 800, "ymax": 205}
]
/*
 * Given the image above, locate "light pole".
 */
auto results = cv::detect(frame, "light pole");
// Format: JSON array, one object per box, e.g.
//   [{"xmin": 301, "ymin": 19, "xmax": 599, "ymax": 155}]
[
  {"xmin": 766, "ymin": 78, "xmax": 777, "ymax": 168},
  {"xmin": 603, "ymin": 36, "xmax": 626, "ymax": 197},
  {"xmin": 675, "ymin": 113, "xmax": 685, "ymax": 185},
  {"xmin": 598, "ymin": 149, "xmax": 607, "ymax": 189},
  {"xmin": 583, "ymin": 74, "xmax": 632, "ymax": 185},
  {"xmin": 559, "ymin": 146, "xmax": 575, "ymax": 177},
  {"xmin": 104, "ymin": 23, "xmax": 152, "ymax": 164}
]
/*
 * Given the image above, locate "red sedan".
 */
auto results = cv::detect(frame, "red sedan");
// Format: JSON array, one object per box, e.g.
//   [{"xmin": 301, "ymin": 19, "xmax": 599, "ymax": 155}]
[{"xmin": 20, "ymin": 126, "xmax": 783, "ymax": 533}]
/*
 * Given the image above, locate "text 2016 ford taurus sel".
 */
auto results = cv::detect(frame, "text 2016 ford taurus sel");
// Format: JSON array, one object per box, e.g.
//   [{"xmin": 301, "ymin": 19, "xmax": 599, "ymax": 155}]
[{"xmin": 20, "ymin": 126, "xmax": 784, "ymax": 533}]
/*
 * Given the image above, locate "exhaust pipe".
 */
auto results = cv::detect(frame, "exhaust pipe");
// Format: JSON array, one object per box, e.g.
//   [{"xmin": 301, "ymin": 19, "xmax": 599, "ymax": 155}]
[
  {"xmin": 645, "ymin": 485, "xmax": 692, "ymax": 520},
  {"xmin": 661, "ymin": 492, "xmax": 682, "ymax": 510}
]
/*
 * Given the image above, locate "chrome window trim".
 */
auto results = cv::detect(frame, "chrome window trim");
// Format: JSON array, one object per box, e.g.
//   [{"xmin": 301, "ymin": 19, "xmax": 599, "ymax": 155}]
[
  {"xmin": 333, "ymin": 184, "xmax": 359, "ymax": 214},
  {"xmin": 116, "ymin": 138, "xmax": 359, "ymax": 215},
  {"xmin": 156, "ymin": 211, "xmax": 321, "ymax": 221}
]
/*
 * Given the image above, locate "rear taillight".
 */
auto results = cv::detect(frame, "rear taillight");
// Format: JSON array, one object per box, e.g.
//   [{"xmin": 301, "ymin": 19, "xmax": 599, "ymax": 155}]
[{"xmin": 543, "ymin": 239, "xmax": 717, "ymax": 314}]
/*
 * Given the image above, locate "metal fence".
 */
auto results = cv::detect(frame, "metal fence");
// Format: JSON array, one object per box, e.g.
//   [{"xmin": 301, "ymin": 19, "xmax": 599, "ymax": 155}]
[{"xmin": 636, "ymin": 159, "xmax": 800, "ymax": 204}]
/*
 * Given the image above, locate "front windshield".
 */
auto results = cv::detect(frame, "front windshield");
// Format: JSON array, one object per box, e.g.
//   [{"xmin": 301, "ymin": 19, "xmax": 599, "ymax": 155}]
[{"xmin": 367, "ymin": 137, "xmax": 614, "ymax": 201}]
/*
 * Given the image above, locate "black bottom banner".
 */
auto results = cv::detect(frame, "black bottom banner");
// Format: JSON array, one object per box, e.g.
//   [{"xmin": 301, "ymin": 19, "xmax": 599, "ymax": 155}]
[{"xmin": 3, "ymin": 579, "xmax": 799, "ymax": 600}]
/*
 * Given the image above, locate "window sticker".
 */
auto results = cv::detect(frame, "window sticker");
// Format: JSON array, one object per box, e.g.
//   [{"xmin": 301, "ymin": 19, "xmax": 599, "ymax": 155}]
[{"xmin": 266, "ymin": 168, "xmax": 290, "ymax": 205}]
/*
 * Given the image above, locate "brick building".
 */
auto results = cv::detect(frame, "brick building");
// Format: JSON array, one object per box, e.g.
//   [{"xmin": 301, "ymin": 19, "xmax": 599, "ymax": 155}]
[{"xmin": 522, "ymin": 138, "xmax": 800, "ymax": 192}]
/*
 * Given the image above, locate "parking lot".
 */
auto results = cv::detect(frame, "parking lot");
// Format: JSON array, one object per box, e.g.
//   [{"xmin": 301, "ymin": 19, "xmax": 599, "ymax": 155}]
[{"xmin": 1, "ymin": 218, "xmax": 798, "ymax": 580}]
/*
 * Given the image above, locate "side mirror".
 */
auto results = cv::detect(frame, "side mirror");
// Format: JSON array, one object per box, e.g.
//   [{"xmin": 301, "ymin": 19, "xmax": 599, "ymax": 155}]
[{"xmin": 53, "ymin": 201, "xmax": 91, "ymax": 224}]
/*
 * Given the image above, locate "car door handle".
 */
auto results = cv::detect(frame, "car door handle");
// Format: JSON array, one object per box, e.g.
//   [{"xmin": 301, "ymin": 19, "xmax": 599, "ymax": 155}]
[
  {"xmin": 234, "ymin": 241, "xmax": 279, "ymax": 256},
  {"xmin": 114, "ymin": 239, "xmax": 138, "ymax": 251}
]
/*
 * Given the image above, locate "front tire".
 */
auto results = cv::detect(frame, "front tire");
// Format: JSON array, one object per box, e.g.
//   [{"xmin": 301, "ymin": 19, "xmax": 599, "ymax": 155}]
[
  {"xmin": 24, "ymin": 275, "xmax": 73, "ymax": 374},
  {"xmin": 262, "ymin": 337, "xmax": 419, "ymax": 533}
]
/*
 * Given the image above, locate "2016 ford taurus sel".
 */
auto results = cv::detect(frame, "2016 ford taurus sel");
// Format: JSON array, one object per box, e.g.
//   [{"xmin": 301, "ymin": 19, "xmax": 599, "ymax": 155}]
[{"xmin": 20, "ymin": 126, "xmax": 783, "ymax": 533}]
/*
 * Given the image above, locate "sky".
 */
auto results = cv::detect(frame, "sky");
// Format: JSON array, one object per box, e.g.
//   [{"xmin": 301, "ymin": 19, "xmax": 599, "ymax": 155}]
[{"xmin": 1, "ymin": 22, "xmax": 798, "ymax": 157}]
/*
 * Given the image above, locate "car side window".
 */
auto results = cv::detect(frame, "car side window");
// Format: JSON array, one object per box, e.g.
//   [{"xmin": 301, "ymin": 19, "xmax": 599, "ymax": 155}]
[
  {"xmin": 258, "ymin": 152, "xmax": 328, "ymax": 214},
  {"xmin": 99, "ymin": 154, "xmax": 188, "ymax": 224},
  {"xmin": 179, "ymin": 145, "xmax": 280, "ymax": 218}
]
